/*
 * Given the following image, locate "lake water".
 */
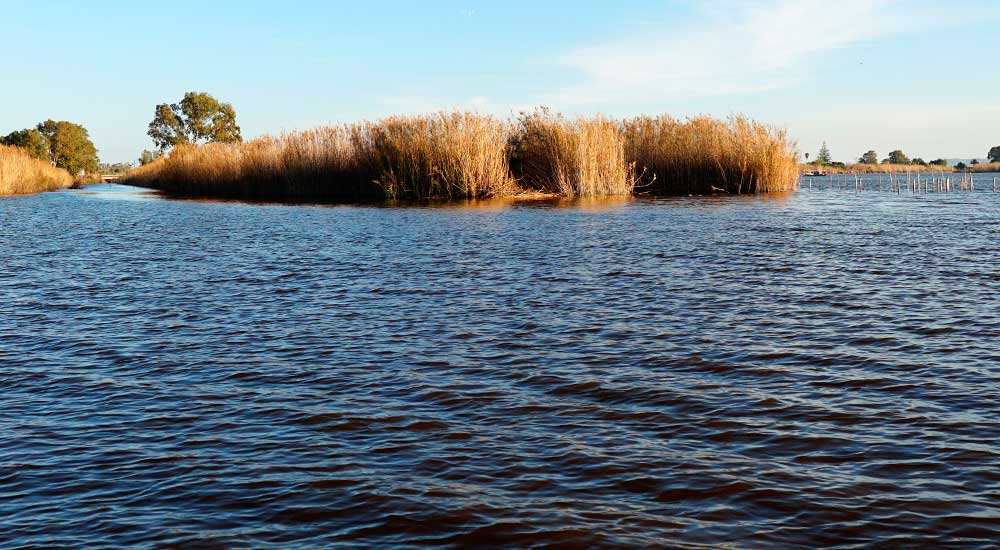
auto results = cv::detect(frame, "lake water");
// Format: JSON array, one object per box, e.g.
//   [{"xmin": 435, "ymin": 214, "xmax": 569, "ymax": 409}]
[{"xmin": 2, "ymin": 180, "xmax": 999, "ymax": 548}]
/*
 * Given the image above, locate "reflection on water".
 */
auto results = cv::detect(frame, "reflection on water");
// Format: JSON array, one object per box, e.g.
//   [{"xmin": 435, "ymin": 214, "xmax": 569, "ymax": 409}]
[
  {"xmin": 73, "ymin": 183, "xmax": 163, "ymax": 201},
  {"xmin": 2, "ymin": 181, "xmax": 1000, "ymax": 548}
]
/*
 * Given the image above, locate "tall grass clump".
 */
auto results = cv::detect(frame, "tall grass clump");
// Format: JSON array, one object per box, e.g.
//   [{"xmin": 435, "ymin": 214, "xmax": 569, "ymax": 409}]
[
  {"xmin": 357, "ymin": 111, "xmax": 516, "ymax": 199},
  {"xmin": 509, "ymin": 109, "xmax": 635, "ymax": 196},
  {"xmin": 966, "ymin": 162, "xmax": 1000, "ymax": 173},
  {"xmin": 124, "ymin": 127, "xmax": 371, "ymax": 200},
  {"xmin": 0, "ymin": 145, "xmax": 73, "ymax": 196},
  {"xmin": 125, "ymin": 112, "xmax": 515, "ymax": 200},
  {"xmin": 623, "ymin": 115, "xmax": 799, "ymax": 194}
]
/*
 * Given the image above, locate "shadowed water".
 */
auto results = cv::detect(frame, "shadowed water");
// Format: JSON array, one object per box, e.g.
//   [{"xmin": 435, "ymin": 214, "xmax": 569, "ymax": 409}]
[{"xmin": 2, "ymin": 181, "xmax": 999, "ymax": 548}]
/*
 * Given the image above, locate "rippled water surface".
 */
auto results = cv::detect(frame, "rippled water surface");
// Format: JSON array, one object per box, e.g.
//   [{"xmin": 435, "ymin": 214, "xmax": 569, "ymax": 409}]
[{"xmin": 3, "ymin": 181, "xmax": 1000, "ymax": 548}]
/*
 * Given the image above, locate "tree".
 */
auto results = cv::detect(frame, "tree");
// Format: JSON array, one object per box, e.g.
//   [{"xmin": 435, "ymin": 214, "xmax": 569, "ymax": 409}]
[
  {"xmin": 36, "ymin": 120, "xmax": 99, "ymax": 175},
  {"xmin": 930, "ymin": 158, "xmax": 948, "ymax": 166},
  {"xmin": 912, "ymin": 158, "xmax": 927, "ymax": 166},
  {"xmin": 147, "ymin": 92, "xmax": 242, "ymax": 150},
  {"xmin": 138, "ymin": 149, "xmax": 162, "ymax": 165},
  {"xmin": 1, "ymin": 129, "xmax": 50, "ymax": 161},
  {"xmin": 887, "ymin": 149, "xmax": 910, "ymax": 165},
  {"xmin": 99, "ymin": 162, "xmax": 133, "ymax": 174},
  {"xmin": 971, "ymin": 159, "xmax": 980, "ymax": 165},
  {"xmin": 859, "ymin": 150, "xmax": 878, "ymax": 164},
  {"xmin": 817, "ymin": 142, "xmax": 832, "ymax": 165},
  {"xmin": 956, "ymin": 162, "xmax": 968, "ymax": 170},
  {"xmin": 989, "ymin": 146, "xmax": 1000, "ymax": 163}
]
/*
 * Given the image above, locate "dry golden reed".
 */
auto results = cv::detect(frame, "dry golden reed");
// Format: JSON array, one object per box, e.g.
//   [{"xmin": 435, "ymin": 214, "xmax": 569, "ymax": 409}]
[
  {"xmin": 509, "ymin": 109, "xmax": 635, "ymax": 196},
  {"xmin": 623, "ymin": 115, "xmax": 799, "ymax": 194},
  {"xmin": 127, "ymin": 112, "xmax": 515, "ymax": 200},
  {"xmin": 965, "ymin": 162, "xmax": 1000, "ymax": 173},
  {"xmin": 0, "ymin": 145, "xmax": 73, "ymax": 196},
  {"xmin": 126, "ymin": 109, "xmax": 800, "ymax": 199}
]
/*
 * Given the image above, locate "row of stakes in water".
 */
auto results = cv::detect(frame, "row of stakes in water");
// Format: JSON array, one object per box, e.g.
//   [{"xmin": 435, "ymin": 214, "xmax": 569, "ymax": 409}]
[{"xmin": 800, "ymin": 173, "xmax": 998, "ymax": 193}]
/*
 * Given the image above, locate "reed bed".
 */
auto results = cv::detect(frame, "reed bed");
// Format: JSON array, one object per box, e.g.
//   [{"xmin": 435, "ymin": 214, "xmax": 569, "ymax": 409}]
[
  {"xmin": 623, "ymin": 115, "xmax": 799, "ymax": 194},
  {"xmin": 0, "ymin": 145, "xmax": 73, "ymax": 196},
  {"xmin": 126, "ymin": 110, "xmax": 799, "ymax": 199},
  {"xmin": 127, "ymin": 112, "xmax": 515, "ymax": 200},
  {"xmin": 359, "ymin": 112, "xmax": 516, "ymax": 199},
  {"xmin": 126, "ymin": 129, "xmax": 373, "ymax": 200},
  {"xmin": 965, "ymin": 162, "xmax": 1000, "ymax": 173},
  {"xmin": 509, "ymin": 110, "xmax": 635, "ymax": 196}
]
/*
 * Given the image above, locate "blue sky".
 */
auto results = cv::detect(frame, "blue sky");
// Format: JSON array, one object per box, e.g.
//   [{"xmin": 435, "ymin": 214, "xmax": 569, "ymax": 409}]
[{"xmin": 3, "ymin": 0, "xmax": 998, "ymax": 163}]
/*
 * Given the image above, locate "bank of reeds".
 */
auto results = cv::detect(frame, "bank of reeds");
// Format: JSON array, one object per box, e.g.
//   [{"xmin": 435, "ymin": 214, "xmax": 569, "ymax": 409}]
[
  {"xmin": 509, "ymin": 110, "xmax": 635, "ymax": 196},
  {"xmin": 624, "ymin": 115, "xmax": 799, "ymax": 194},
  {"xmin": 965, "ymin": 162, "xmax": 1000, "ymax": 173},
  {"xmin": 126, "ymin": 109, "xmax": 799, "ymax": 199},
  {"xmin": 0, "ymin": 145, "xmax": 73, "ymax": 196},
  {"xmin": 126, "ymin": 112, "xmax": 516, "ymax": 200}
]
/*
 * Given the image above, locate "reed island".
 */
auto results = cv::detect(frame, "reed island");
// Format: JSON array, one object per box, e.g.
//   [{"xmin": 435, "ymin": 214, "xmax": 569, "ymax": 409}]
[{"xmin": 123, "ymin": 108, "xmax": 799, "ymax": 201}]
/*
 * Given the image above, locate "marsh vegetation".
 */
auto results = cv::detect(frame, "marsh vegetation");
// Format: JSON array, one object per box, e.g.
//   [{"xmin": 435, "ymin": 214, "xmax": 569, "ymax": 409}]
[
  {"xmin": 125, "ymin": 110, "xmax": 799, "ymax": 200},
  {"xmin": 0, "ymin": 145, "xmax": 73, "ymax": 196}
]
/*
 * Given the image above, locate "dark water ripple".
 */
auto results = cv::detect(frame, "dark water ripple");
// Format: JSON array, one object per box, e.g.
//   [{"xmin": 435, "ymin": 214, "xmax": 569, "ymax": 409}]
[{"xmin": 2, "ymin": 181, "xmax": 1000, "ymax": 548}]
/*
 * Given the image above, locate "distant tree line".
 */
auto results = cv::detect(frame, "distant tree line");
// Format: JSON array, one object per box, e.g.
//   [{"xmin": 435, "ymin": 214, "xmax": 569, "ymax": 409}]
[
  {"xmin": 856, "ymin": 149, "xmax": 946, "ymax": 166},
  {"xmin": 1, "ymin": 120, "xmax": 99, "ymax": 175},
  {"xmin": 99, "ymin": 162, "xmax": 134, "ymax": 175},
  {"xmin": 809, "ymin": 142, "xmax": 1000, "ymax": 169}
]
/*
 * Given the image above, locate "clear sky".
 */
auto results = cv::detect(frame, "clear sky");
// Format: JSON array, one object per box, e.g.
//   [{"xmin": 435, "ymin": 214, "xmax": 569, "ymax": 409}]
[{"xmin": 3, "ymin": 0, "xmax": 998, "ymax": 164}]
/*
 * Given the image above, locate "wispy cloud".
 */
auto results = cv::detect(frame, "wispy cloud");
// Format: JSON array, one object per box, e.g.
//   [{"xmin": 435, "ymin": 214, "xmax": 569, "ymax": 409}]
[{"xmin": 549, "ymin": 0, "xmax": 937, "ymax": 105}]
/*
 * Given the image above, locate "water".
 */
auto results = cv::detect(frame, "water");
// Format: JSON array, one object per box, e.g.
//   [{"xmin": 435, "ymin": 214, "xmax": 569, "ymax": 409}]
[{"xmin": 2, "ymin": 181, "xmax": 999, "ymax": 548}]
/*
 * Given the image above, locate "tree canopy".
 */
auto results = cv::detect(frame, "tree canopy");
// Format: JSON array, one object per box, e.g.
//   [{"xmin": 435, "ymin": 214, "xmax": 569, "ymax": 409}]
[
  {"xmin": 1, "ymin": 129, "xmax": 50, "ymax": 161},
  {"xmin": 147, "ymin": 92, "xmax": 242, "ymax": 150},
  {"xmin": 32, "ymin": 120, "xmax": 99, "ymax": 175},
  {"xmin": 138, "ymin": 149, "xmax": 162, "ymax": 166},
  {"xmin": 817, "ymin": 142, "xmax": 832, "ymax": 164},
  {"xmin": 859, "ymin": 150, "xmax": 878, "ymax": 164},
  {"xmin": 886, "ymin": 150, "xmax": 910, "ymax": 165},
  {"xmin": 988, "ymin": 146, "xmax": 1000, "ymax": 163}
]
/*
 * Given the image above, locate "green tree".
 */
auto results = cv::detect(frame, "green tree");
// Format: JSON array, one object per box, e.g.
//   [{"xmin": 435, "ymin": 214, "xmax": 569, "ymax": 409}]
[
  {"xmin": 887, "ymin": 149, "xmax": 910, "ymax": 165},
  {"xmin": 147, "ymin": 92, "xmax": 242, "ymax": 150},
  {"xmin": 859, "ymin": 150, "xmax": 878, "ymax": 164},
  {"xmin": 930, "ymin": 158, "xmax": 948, "ymax": 166},
  {"xmin": 989, "ymin": 146, "xmax": 1000, "ymax": 163},
  {"xmin": 817, "ymin": 141, "xmax": 832, "ymax": 165},
  {"xmin": 956, "ymin": 162, "xmax": 968, "ymax": 170},
  {"xmin": 138, "ymin": 149, "xmax": 162, "ymax": 165},
  {"xmin": 36, "ymin": 120, "xmax": 99, "ymax": 175},
  {"xmin": 912, "ymin": 158, "xmax": 927, "ymax": 166},
  {"xmin": 1, "ymin": 129, "xmax": 50, "ymax": 160},
  {"xmin": 971, "ymin": 159, "xmax": 980, "ymax": 165}
]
